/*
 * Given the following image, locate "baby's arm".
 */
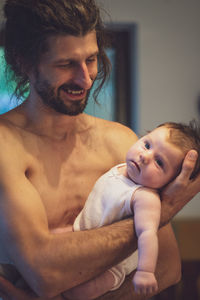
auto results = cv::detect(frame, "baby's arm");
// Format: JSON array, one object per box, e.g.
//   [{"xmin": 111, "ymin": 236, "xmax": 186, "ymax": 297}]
[{"xmin": 131, "ymin": 187, "xmax": 161, "ymax": 295}]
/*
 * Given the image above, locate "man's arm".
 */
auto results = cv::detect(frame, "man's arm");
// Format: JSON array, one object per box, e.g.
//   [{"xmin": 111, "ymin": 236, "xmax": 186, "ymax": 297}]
[
  {"xmin": 0, "ymin": 223, "xmax": 180, "ymax": 300},
  {"xmin": 0, "ymin": 171, "xmax": 136, "ymax": 298},
  {"xmin": 0, "ymin": 224, "xmax": 180, "ymax": 300}
]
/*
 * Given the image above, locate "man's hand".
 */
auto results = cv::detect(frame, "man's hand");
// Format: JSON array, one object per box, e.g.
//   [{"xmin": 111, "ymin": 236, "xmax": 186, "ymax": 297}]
[{"xmin": 160, "ymin": 150, "xmax": 200, "ymax": 226}]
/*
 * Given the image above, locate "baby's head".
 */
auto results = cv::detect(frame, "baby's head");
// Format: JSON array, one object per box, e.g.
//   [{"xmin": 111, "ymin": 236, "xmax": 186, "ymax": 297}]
[
  {"xmin": 158, "ymin": 120, "xmax": 200, "ymax": 179},
  {"xmin": 126, "ymin": 120, "xmax": 200, "ymax": 189}
]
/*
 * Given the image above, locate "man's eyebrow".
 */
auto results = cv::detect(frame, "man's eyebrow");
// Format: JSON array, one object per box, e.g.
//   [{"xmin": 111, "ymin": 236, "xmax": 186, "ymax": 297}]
[
  {"xmin": 88, "ymin": 50, "xmax": 99, "ymax": 57},
  {"xmin": 54, "ymin": 58, "xmax": 71, "ymax": 64},
  {"xmin": 54, "ymin": 51, "xmax": 99, "ymax": 64}
]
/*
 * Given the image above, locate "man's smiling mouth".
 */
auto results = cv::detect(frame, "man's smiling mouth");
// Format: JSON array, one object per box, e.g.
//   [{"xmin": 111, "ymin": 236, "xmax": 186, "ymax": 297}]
[
  {"xmin": 67, "ymin": 89, "xmax": 84, "ymax": 95},
  {"xmin": 60, "ymin": 86, "xmax": 86, "ymax": 100},
  {"xmin": 60, "ymin": 84, "xmax": 85, "ymax": 97}
]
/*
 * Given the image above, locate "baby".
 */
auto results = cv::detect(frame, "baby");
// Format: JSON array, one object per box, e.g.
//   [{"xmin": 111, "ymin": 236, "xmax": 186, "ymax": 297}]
[
  {"xmin": 0, "ymin": 121, "xmax": 200, "ymax": 299},
  {"xmin": 63, "ymin": 120, "xmax": 200, "ymax": 299}
]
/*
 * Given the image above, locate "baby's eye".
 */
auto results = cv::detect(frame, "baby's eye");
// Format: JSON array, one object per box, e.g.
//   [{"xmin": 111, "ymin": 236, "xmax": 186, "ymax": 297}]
[
  {"xmin": 156, "ymin": 158, "xmax": 164, "ymax": 168},
  {"xmin": 144, "ymin": 141, "xmax": 150, "ymax": 149}
]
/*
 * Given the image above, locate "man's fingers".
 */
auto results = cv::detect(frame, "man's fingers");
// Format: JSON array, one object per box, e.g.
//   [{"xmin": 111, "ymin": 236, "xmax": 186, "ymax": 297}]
[{"xmin": 178, "ymin": 150, "xmax": 198, "ymax": 181}]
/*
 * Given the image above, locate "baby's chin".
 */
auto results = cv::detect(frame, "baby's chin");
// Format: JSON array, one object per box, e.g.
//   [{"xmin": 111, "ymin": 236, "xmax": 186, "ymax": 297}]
[
  {"xmin": 133, "ymin": 178, "xmax": 164, "ymax": 189},
  {"xmin": 127, "ymin": 170, "xmax": 166, "ymax": 189}
]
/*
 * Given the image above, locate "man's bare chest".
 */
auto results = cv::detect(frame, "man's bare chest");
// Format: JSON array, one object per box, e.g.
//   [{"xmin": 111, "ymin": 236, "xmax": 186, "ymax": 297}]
[{"xmin": 26, "ymin": 145, "xmax": 110, "ymax": 229}]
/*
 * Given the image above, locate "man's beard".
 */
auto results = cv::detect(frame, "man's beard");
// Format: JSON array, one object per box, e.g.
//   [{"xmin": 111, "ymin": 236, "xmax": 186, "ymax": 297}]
[{"xmin": 34, "ymin": 73, "xmax": 91, "ymax": 116}]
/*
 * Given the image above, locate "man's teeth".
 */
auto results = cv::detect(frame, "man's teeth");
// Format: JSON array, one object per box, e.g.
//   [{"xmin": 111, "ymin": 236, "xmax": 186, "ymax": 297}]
[{"xmin": 67, "ymin": 89, "xmax": 83, "ymax": 95}]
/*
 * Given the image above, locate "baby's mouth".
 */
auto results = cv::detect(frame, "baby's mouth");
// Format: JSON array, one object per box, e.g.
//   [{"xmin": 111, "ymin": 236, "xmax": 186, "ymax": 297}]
[{"xmin": 133, "ymin": 161, "xmax": 140, "ymax": 172}]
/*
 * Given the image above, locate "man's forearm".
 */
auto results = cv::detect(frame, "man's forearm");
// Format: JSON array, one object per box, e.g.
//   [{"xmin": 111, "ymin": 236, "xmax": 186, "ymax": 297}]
[{"xmin": 29, "ymin": 218, "xmax": 137, "ymax": 298}]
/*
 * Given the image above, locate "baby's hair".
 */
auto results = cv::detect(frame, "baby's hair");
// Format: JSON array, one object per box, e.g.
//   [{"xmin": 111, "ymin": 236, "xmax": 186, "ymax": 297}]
[{"xmin": 158, "ymin": 120, "xmax": 200, "ymax": 179}]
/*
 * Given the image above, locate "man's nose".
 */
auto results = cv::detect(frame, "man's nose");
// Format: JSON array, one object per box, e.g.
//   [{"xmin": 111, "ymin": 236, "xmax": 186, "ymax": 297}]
[{"xmin": 74, "ymin": 63, "xmax": 93, "ymax": 90}]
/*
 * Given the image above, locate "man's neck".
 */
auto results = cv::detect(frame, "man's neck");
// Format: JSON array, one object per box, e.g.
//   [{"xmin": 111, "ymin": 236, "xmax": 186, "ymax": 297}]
[{"xmin": 17, "ymin": 98, "xmax": 91, "ymax": 141}]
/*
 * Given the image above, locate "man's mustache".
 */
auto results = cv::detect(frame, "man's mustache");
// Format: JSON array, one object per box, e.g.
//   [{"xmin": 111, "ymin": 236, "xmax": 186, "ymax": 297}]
[{"xmin": 59, "ymin": 84, "xmax": 83, "ymax": 92}]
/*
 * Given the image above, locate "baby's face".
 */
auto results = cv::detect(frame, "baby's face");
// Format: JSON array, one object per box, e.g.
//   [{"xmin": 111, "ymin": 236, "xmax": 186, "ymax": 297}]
[{"xmin": 126, "ymin": 127, "xmax": 184, "ymax": 189}]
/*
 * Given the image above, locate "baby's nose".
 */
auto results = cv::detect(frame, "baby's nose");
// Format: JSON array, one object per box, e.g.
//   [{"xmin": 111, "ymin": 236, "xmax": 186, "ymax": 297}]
[{"xmin": 140, "ymin": 151, "xmax": 152, "ymax": 164}]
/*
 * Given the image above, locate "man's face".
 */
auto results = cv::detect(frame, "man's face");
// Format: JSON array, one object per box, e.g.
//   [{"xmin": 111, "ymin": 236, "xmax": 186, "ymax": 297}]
[
  {"xmin": 126, "ymin": 127, "xmax": 184, "ymax": 189},
  {"xmin": 30, "ymin": 31, "xmax": 99, "ymax": 115}
]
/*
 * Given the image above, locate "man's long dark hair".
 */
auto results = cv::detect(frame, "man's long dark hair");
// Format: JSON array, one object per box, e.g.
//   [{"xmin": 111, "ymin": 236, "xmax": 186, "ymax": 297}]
[{"xmin": 3, "ymin": 0, "xmax": 111, "ymax": 101}]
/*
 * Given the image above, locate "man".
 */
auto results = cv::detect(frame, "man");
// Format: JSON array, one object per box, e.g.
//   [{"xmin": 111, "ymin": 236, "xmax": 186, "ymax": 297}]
[{"xmin": 0, "ymin": 0, "xmax": 199, "ymax": 299}]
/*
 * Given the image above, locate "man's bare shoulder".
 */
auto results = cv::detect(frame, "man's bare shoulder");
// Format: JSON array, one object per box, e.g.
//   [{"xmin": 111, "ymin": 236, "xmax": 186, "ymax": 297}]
[
  {"xmin": 90, "ymin": 116, "xmax": 138, "ymax": 163},
  {"xmin": 0, "ymin": 109, "xmax": 25, "ymax": 137},
  {"xmin": 0, "ymin": 114, "xmax": 28, "ymax": 170},
  {"xmin": 0, "ymin": 106, "xmax": 32, "ymax": 141},
  {"xmin": 90, "ymin": 116, "xmax": 137, "ymax": 140},
  {"xmin": 0, "ymin": 116, "xmax": 19, "ymax": 142}
]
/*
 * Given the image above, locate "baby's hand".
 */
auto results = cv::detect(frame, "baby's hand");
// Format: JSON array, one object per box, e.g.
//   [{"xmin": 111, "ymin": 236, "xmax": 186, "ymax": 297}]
[{"xmin": 133, "ymin": 270, "xmax": 158, "ymax": 295}]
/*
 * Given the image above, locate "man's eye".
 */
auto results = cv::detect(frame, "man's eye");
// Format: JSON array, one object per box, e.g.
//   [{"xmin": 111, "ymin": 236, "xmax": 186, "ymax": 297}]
[
  {"xmin": 144, "ymin": 141, "xmax": 150, "ymax": 149},
  {"xmin": 86, "ymin": 57, "xmax": 96, "ymax": 64},
  {"xmin": 58, "ymin": 61, "xmax": 74, "ymax": 68},
  {"xmin": 63, "ymin": 63, "xmax": 72, "ymax": 67},
  {"xmin": 57, "ymin": 65, "xmax": 68, "ymax": 69}
]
